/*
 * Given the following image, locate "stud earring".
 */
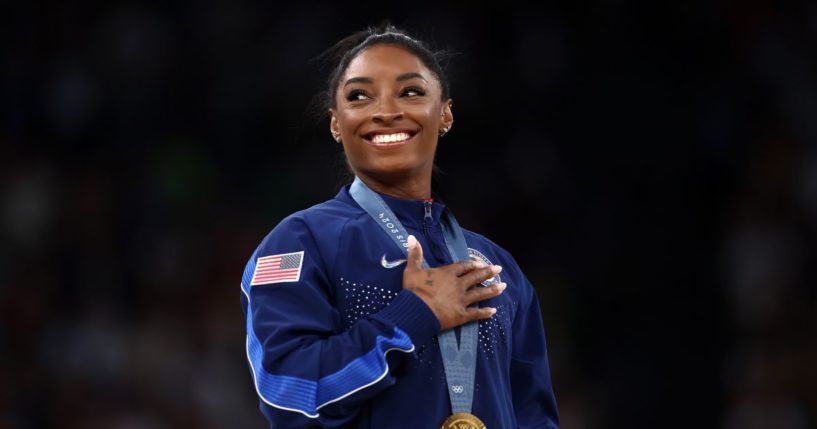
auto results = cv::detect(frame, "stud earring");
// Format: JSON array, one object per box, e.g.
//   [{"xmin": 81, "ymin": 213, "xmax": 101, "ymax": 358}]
[{"xmin": 439, "ymin": 127, "xmax": 450, "ymax": 137}]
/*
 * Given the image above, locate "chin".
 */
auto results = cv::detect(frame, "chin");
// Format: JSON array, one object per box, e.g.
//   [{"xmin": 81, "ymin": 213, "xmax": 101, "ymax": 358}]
[{"xmin": 359, "ymin": 160, "xmax": 426, "ymax": 181}]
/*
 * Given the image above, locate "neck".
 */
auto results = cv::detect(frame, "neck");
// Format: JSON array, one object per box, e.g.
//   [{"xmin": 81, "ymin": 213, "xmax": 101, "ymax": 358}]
[{"xmin": 355, "ymin": 171, "xmax": 432, "ymax": 200}]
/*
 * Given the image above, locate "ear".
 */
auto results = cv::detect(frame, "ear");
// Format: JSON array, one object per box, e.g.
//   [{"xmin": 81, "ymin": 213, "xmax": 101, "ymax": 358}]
[
  {"xmin": 441, "ymin": 99, "xmax": 454, "ymax": 130},
  {"xmin": 329, "ymin": 109, "xmax": 341, "ymax": 143}
]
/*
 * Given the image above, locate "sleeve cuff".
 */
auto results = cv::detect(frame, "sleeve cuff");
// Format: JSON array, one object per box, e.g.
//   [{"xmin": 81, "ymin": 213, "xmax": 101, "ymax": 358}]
[{"xmin": 372, "ymin": 290, "xmax": 440, "ymax": 346}]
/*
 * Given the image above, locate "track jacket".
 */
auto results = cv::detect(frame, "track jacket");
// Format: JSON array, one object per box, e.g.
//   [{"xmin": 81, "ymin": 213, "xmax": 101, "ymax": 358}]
[{"xmin": 240, "ymin": 185, "xmax": 559, "ymax": 428}]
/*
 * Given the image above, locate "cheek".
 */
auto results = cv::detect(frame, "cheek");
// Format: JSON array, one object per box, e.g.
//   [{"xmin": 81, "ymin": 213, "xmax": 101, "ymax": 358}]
[
  {"xmin": 337, "ymin": 111, "xmax": 363, "ymax": 135},
  {"xmin": 411, "ymin": 103, "xmax": 441, "ymax": 123}
]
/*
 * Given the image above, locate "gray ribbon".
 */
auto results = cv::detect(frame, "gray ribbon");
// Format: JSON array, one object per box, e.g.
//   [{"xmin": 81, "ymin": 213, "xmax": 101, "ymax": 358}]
[{"xmin": 349, "ymin": 177, "xmax": 478, "ymax": 414}]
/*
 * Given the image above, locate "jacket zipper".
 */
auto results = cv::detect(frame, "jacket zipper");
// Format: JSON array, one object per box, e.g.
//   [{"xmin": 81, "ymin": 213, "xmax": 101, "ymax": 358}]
[
  {"xmin": 423, "ymin": 200, "xmax": 450, "ymax": 266},
  {"xmin": 423, "ymin": 200, "xmax": 433, "ymax": 238}
]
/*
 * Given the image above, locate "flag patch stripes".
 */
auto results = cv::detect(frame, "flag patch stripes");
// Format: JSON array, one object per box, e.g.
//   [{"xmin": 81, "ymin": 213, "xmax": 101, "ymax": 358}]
[{"xmin": 250, "ymin": 251, "xmax": 304, "ymax": 285}]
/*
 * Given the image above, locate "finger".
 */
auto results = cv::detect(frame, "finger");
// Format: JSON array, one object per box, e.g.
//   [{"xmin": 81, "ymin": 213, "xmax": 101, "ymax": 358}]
[
  {"xmin": 406, "ymin": 235, "xmax": 424, "ymax": 270},
  {"xmin": 459, "ymin": 265, "xmax": 502, "ymax": 288},
  {"xmin": 463, "ymin": 306, "xmax": 497, "ymax": 322},
  {"xmin": 450, "ymin": 259, "xmax": 487, "ymax": 277},
  {"xmin": 464, "ymin": 282, "xmax": 506, "ymax": 306}
]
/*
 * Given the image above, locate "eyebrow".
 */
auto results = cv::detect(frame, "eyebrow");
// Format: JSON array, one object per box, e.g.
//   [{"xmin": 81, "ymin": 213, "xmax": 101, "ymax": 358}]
[
  {"xmin": 396, "ymin": 72, "xmax": 428, "ymax": 83},
  {"xmin": 343, "ymin": 72, "xmax": 428, "ymax": 87}
]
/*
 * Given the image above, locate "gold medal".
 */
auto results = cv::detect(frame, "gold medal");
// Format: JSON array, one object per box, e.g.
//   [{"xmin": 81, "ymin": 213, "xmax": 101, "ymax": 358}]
[{"xmin": 439, "ymin": 412, "xmax": 486, "ymax": 429}]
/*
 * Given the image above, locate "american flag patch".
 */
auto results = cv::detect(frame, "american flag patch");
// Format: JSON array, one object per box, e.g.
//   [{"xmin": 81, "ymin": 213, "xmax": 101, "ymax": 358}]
[{"xmin": 250, "ymin": 251, "xmax": 304, "ymax": 285}]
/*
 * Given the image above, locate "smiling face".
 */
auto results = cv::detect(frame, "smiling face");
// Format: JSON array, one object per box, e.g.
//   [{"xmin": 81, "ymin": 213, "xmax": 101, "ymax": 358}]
[{"xmin": 330, "ymin": 44, "xmax": 453, "ymax": 188}]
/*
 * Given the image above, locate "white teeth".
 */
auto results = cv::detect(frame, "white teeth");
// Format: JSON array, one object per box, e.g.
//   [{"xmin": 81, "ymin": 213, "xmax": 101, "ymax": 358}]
[{"xmin": 371, "ymin": 132, "xmax": 410, "ymax": 144}]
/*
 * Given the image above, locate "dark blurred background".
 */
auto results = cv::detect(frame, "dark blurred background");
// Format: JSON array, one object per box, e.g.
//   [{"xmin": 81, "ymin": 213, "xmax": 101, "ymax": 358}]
[{"xmin": 2, "ymin": 0, "xmax": 816, "ymax": 428}]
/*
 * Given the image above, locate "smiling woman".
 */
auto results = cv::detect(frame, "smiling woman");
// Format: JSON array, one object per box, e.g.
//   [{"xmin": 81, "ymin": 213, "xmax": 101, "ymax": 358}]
[
  {"xmin": 240, "ymin": 24, "xmax": 559, "ymax": 429},
  {"xmin": 329, "ymin": 44, "xmax": 452, "ymax": 198}
]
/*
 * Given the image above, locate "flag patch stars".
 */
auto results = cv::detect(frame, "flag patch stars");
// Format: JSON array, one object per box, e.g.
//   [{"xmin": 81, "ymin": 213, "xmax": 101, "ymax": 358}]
[{"xmin": 251, "ymin": 251, "xmax": 304, "ymax": 285}]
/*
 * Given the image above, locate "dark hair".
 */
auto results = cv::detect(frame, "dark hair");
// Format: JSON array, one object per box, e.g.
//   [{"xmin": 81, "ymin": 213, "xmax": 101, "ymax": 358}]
[{"xmin": 318, "ymin": 23, "xmax": 452, "ymax": 111}]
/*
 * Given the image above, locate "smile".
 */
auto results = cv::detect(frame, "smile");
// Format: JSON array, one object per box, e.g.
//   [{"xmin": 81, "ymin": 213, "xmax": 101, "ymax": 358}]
[{"xmin": 364, "ymin": 130, "xmax": 417, "ymax": 147}]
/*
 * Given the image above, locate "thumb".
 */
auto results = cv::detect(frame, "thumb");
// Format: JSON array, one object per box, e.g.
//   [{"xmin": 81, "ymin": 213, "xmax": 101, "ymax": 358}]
[{"xmin": 406, "ymin": 235, "xmax": 424, "ymax": 270}]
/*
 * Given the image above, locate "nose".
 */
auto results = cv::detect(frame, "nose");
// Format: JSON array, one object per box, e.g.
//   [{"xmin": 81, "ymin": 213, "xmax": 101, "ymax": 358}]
[
  {"xmin": 373, "ymin": 111, "xmax": 403, "ymax": 123},
  {"xmin": 372, "ymin": 99, "xmax": 403, "ymax": 124}
]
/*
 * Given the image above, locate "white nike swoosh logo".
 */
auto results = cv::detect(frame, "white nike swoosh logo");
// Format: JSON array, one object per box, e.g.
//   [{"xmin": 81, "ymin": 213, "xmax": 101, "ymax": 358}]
[{"xmin": 381, "ymin": 254, "xmax": 407, "ymax": 269}]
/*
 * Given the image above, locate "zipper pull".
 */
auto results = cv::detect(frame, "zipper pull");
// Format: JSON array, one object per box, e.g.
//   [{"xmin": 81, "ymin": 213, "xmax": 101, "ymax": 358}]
[{"xmin": 422, "ymin": 200, "xmax": 433, "ymax": 236}]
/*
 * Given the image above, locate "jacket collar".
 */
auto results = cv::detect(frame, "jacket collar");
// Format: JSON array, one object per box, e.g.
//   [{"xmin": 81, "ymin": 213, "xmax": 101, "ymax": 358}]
[{"xmin": 336, "ymin": 183, "xmax": 446, "ymax": 229}]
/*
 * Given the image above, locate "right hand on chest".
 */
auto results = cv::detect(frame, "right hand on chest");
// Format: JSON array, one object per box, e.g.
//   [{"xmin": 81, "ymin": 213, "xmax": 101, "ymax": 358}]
[{"xmin": 402, "ymin": 235, "xmax": 505, "ymax": 331}]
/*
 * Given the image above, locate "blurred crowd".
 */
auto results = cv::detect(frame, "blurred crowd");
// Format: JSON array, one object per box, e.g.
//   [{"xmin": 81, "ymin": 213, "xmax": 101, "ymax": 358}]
[{"xmin": 2, "ymin": 1, "xmax": 816, "ymax": 428}]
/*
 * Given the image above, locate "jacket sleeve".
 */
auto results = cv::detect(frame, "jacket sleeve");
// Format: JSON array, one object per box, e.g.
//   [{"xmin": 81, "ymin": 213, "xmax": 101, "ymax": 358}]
[
  {"xmin": 508, "ymin": 261, "xmax": 560, "ymax": 429},
  {"xmin": 240, "ymin": 215, "xmax": 440, "ymax": 428}
]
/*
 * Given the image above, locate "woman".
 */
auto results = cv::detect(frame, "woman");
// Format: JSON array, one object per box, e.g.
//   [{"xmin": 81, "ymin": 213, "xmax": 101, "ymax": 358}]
[{"xmin": 240, "ymin": 24, "xmax": 559, "ymax": 429}]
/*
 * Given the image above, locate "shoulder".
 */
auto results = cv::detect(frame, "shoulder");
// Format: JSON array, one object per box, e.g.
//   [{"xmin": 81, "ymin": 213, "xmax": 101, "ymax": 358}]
[
  {"xmin": 462, "ymin": 229, "xmax": 528, "ymax": 288},
  {"xmin": 253, "ymin": 197, "xmax": 366, "ymax": 259},
  {"xmin": 287, "ymin": 197, "xmax": 365, "ymax": 227},
  {"xmin": 268, "ymin": 198, "xmax": 363, "ymax": 238},
  {"xmin": 462, "ymin": 229, "xmax": 516, "ymax": 268}
]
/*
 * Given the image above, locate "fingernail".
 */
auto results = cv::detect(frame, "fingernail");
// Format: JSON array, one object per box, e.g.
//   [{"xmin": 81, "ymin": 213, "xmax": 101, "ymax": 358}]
[
  {"xmin": 407, "ymin": 235, "xmax": 417, "ymax": 248},
  {"xmin": 489, "ymin": 307, "xmax": 497, "ymax": 315},
  {"xmin": 474, "ymin": 261, "xmax": 487, "ymax": 268},
  {"xmin": 492, "ymin": 265, "xmax": 503, "ymax": 274},
  {"xmin": 496, "ymin": 282, "xmax": 507, "ymax": 292}
]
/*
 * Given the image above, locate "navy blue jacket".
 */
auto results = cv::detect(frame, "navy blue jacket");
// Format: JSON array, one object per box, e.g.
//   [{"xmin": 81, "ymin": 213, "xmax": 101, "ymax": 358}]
[{"xmin": 240, "ymin": 185, "xmax": 559, "ymax": 428}]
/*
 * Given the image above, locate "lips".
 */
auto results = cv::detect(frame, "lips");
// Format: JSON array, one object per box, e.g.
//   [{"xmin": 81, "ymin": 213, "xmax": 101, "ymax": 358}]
[{"xmin": 363, "ymin": 129, "xmax": 417, "ymax": 146}]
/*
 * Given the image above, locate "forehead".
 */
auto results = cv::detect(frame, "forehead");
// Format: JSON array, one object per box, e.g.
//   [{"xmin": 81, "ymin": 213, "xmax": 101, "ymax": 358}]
[{"xmin": 343, "ymin": 44, "xmax": 437, "ymax": 86}]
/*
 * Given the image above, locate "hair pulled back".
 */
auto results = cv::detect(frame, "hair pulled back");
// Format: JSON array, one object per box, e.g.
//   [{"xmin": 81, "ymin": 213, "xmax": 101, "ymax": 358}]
[{"xmin": 319, "ymin": 23, "xmax": 452, "ymax": 111}]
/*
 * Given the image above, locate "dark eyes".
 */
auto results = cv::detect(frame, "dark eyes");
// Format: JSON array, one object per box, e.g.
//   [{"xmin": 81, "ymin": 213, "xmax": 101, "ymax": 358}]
[
  {"xmin": 345, "ymin": 87, "xmax": 426, "ymax": 102},
  {"xmin": 402, "ymin": 87, "xmax": 425, "ymax": 97},
  {"xmin": 346, "ymin": 90, "xmax": 369, "ymax": 102}
]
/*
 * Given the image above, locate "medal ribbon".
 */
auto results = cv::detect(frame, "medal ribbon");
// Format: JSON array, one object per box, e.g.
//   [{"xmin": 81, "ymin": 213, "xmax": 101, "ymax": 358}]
[{"xmin": 350, "ymin": 177, "xmax": 479, "ymax": 414}]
